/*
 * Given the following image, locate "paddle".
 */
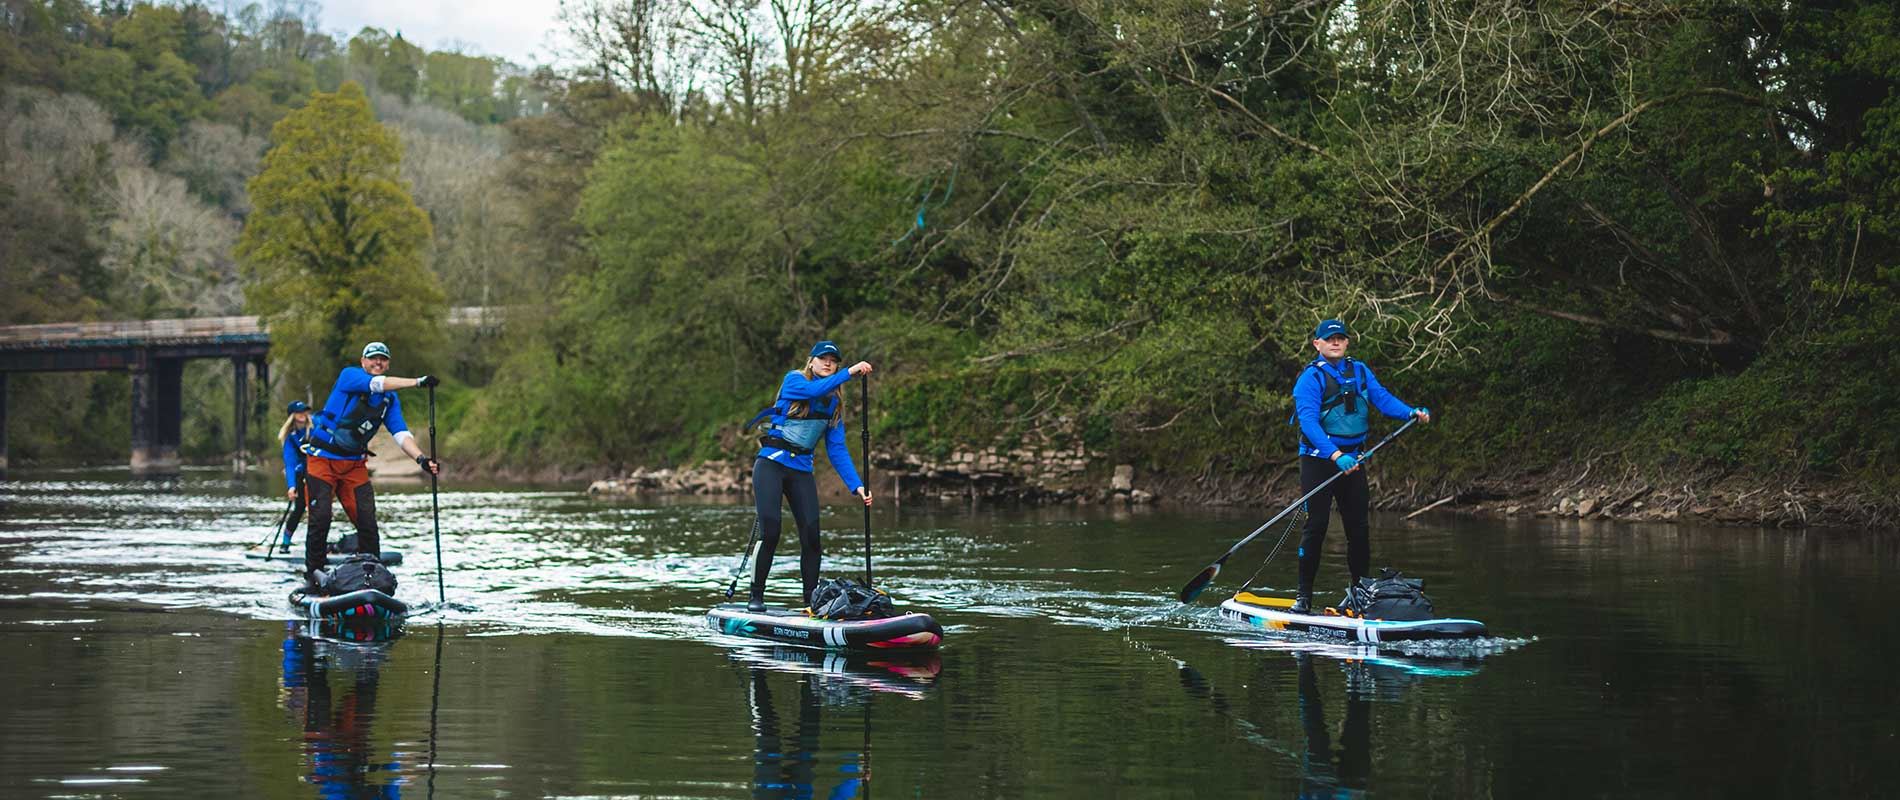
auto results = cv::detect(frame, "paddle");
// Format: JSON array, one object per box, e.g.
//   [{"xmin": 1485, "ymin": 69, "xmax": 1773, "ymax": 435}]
[
  {"xmin": 860, "ymin": 374, "xmax": 873, "ymax": 586},
  {"xmin": 428, "ymin": 385, "xmax": 444, "ymax": 606},
  {"xmin": 725, "ymin": 515, "xmax": 762, "ymax": 599},
  {"xmin": 257, "ymin": 494, "xmax": 297, "ymax": 559},
  {"xmin": 1177, "ymin": 417, "xmax": 1416, "ymax": 603}
]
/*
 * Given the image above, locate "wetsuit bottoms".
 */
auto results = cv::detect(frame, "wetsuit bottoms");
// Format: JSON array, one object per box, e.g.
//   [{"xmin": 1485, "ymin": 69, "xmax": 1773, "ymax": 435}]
[
  {"xmin": 305, "ymin": 456, "xmax": 378, "ymax": 575},
  {"xmin": 1296, "ymin": 454, "xmax": 1370, "ymax": 594},
  {"xmin": 751, "ymin": 457, "xmax": 823, "ymax": 605}
]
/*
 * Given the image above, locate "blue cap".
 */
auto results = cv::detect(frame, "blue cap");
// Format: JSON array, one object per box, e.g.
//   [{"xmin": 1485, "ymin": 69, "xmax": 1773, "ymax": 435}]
[
  {"xmin": 362, "ymin": 341, "xmax": 391, "ymax": 359},
  {"xmin": 809, "ymin": 340, "xmax": 841, "ymax": 359},
  {"xmin": 287, "ymin": 400, "xmax": 309, "ymax": 413},
  {"xmin": 1313, "ymin": 319, "xmax": 1349, "ymax": 340}
]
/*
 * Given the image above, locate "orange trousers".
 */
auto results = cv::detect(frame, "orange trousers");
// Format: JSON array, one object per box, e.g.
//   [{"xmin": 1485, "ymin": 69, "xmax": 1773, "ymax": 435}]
[{"xmin": 304, "ymin": 456, "xmax": 378, "ymax": 574}]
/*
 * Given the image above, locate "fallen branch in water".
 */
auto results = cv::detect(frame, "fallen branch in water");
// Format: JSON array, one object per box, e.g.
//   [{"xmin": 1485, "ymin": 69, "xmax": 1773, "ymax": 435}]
[{"xmin": 1405, "ymin": 495, "xmax": 1456, "ymax": 520}]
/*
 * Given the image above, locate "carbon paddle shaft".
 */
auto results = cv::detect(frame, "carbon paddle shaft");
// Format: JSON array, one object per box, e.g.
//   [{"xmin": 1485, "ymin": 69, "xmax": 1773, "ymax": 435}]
[
  {"xmin": 861, "ymin": 375, "xmax": 872, "ymax": 586},
  {"xmin": 259, "ymin": 495, "xmax": 296, "ymax": 559},
  {"xmin": 1179, "ymin": 417, "xmax": 1416, "ymax": 602},
  {"xmin": 725, "ymin": 516, "xmax": 761, "ymax": 598},
  {"xmin": 429, "ymin": 386, "xmax": 444, "ymax": 606}
]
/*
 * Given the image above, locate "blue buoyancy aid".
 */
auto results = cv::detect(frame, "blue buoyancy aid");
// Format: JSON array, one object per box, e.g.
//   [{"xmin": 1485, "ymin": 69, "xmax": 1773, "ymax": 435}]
[
  {"xmin": 744, "ymin": 395, "xmax": 840, "ymax": 456},
  {"xmin": 1288, "ymin": 357, "xmax": 1371, "ymax": 444},
  {"xmin": 305, "ymin": 368, "xmax": 402, "ymax": 458},
  {"xmin": 1313, "ymin": 358, "xmax": 1370, "ymax": 439}
]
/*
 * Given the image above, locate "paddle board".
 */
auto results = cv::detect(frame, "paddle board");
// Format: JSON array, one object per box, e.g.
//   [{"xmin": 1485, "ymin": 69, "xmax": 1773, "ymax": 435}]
[
  {"xmin": 707, "ymin": 603, "xmax": 943, "ymax": 651},
  {"xmin": 289, "ymin": 588, "xmax": 409, "ymax": 623},
  {"xmin": 1220, "ymin": 591, "xmax": 1486, "ymax": 642}
]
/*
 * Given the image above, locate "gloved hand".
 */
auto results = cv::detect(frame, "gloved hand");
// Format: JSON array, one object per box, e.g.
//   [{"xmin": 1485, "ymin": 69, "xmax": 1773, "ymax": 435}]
[
  {"xmin": 1334, "ymin": 453, "xmax": 1359, "ymax": 472},
  {"xmin": 415, "ymin": 455, "xmax": 440, "ymax": 474},
  {"xmin": 417, "ymin": 375, "xmax": 440, "ymax": 388},
  {"xmin": 1413, "ymin": 406, "xmax": 1432, "ymax": 423}
]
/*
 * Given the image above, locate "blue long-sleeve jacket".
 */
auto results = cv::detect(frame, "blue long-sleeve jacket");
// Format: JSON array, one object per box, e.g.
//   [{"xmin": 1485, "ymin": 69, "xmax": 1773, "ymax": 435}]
[
  {"xmin": 283, "ymin": 427, "xmax": 308, "ymax": 490},
  {"xmin": 757, "ymin": 370, "xmax": 864, "ymax": 492},
  {"xmin": 1291, "ymin": 358, "xmax": 1415, "ymax": 458},
  {"xmin": 304, "ymin": 366, "xmax": 410, "ymax": 461}
]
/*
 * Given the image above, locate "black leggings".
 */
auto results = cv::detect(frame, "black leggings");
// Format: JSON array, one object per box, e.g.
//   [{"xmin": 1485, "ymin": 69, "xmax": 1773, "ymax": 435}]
[
  {"xmin": 1296, "ymin": 455, "xmax": 1370, "ymax": 594},
  {"xmin": 283, "ymin": 480, "xmax": 307, "ymax": 541},
  {"xmin": 751, "ymin": 457, "xmax": 823, "ymax": 604}
]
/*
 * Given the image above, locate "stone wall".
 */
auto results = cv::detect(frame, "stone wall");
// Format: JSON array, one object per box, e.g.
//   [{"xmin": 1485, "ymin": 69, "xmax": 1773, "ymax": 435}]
[{"xmin": 584, "ymin": 432, "xmax": 1161, "ymax": 505}]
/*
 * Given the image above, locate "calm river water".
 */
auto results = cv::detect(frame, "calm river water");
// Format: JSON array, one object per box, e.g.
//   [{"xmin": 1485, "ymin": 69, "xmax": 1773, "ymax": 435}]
[{"xmin": 0, "ymin": 468, "xmax": 1894, "ymax": 798}]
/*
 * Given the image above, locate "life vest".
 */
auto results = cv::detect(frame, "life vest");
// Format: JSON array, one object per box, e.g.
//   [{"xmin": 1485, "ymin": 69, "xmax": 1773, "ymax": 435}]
[
  {"xmin": 744, "ymin": 394, "xmax": 839, "ymax": 456},
  {"xmin": 308, "ymin": 391, "xmax": 392, "ymax": 457},
  {"xmin": 1290, "ymin": 358, "xmax": 1370, "ymax": 445}
]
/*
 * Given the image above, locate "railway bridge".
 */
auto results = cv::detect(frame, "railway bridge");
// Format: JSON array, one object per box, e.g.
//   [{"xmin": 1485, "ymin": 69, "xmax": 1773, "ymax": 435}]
[{"xmin": 0, "ymin": 308, "xmax": 498, "ymax": 474}]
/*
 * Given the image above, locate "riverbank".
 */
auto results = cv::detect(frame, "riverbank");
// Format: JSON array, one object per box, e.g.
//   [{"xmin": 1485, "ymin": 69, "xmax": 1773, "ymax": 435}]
[{"xmin": 571, "ymin": 446, "xmax": 1897, "ymax": 530}]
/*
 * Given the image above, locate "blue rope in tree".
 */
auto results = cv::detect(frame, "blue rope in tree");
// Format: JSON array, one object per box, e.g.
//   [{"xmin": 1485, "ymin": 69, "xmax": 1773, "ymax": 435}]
[{"xmin": 892, "ymin": 163, "xmax": 959, "ymax": 246}]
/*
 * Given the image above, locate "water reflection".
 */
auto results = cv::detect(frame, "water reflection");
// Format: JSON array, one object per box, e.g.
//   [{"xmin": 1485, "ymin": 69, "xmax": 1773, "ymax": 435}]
[
  {"xmin": 738, "ymin": 648, "xmax": 940, "ymax": 798},
  {"xmin": 1173, "ymin": 640, "xmax": 1485, "ymax": 799},
  {"xmin": 1295, "ymin": 653, "xmax": 1368, "ymax": 800},
  {"xmin": 280, "ymin": 622, "xmax": 409, "ymax": 798}
]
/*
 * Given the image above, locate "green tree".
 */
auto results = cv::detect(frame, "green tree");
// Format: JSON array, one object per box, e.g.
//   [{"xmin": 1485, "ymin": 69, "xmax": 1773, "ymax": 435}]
[
  {"xmin": 346, "ymin": 27, "xmax": 423, "ymax": 102},
  {"xmin": 237, "ymin": 81, "xmax": 444, "ymax": 396},
  {"xmin": 421, "ymin": 50, "xmax": 500, "ymax": 122}
]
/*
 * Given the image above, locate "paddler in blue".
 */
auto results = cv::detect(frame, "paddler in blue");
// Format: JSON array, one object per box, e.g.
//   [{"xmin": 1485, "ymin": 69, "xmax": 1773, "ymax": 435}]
[
  {"xmin": 300, "ymin": 341, "xmax": 440, "ymax": 588},
  {"xmin": 276, "ymin": 400, "xmax": 312, "ymax": 553},
  {"xmin": 1288, "ymin": 319, "xmax": 1431, "ymax": 614},
  {"xmin": 744, "ymin": 340, "xmax": 874, "ymax": 612}
]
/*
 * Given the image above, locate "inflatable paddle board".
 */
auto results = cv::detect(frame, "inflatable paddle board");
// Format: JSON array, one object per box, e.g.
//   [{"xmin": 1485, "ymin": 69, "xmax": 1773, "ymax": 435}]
[
  {"xmin": 1220, "ymin": 591, "xmax": 1486, "ymax": 642},
  {"xmin": 707, "ymin": 603, "xmax": 942, "ymax": 651},
  {"xmin": 289, "ymin": 588, "xmax": 408, "ymax": 623}
]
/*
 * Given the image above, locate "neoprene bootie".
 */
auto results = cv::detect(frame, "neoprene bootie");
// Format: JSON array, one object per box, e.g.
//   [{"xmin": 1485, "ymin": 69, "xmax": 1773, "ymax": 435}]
[{"xmin": 1290, "ymin": 592, "xmax": 1313, "ymax": 615}]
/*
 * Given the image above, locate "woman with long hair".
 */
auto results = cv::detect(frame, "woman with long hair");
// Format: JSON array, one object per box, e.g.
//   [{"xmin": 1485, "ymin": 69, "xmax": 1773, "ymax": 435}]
[
  {"xmin": 277, "ymin": 400, "xmax": 312, "ymax": 552},
  {"xmin": 745, "ymin": 340, "xmax": 874, "ymax": 611}
]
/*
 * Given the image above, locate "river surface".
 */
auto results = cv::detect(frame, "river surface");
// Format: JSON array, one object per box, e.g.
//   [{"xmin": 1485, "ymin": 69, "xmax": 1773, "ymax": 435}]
[{"xmin": 0, "ymin": 467, "xmax": 1894, "ymax": 798}]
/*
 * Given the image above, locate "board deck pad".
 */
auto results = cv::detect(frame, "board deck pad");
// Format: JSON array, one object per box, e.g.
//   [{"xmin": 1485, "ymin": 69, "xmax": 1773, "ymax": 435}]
[
  {"xmin": 706, "ymin": 603, "xmax": 943, "ymax": 651},
  {"xmin": 245, "ymin": 547, "xmax": 404, "ymax": 567}
]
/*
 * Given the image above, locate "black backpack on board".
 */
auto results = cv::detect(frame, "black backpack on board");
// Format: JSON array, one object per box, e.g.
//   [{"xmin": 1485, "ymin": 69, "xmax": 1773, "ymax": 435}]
[
  {"xmin": 319, "ymin": 554, "xmax": 398, "ymax": 596},
  {"xmin": 1338, "ymin": 568, "xmax": 1434, "ymax": 620},
  {"xmin": 807, "ymin": 578, "xmax": 894, "ymax": 619}
]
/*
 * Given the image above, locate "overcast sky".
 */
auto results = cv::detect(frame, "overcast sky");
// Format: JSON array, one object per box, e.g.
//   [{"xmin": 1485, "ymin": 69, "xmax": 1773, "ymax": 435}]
[{"xmin": 318, "ymin": 0, "xmax": 569, "ymax": 67}]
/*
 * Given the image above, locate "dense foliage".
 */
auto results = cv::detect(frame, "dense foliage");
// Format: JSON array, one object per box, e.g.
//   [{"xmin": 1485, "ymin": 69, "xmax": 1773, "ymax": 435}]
[
  {"xmin": 4, "ymin": 0, "xmax": 1897, "ymax": 497},
  {"xmin": 1, "ymin": 0, "xmax": 535, "ymax": 461},
  {"xmin": 457, "ymin": 0, "xmax": 1900, "ymax": 493}
]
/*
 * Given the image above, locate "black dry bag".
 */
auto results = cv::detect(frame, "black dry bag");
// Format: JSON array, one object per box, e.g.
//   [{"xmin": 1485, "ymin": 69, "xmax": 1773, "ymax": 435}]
[
  {"xmin": 1338, "ymin": 568, "xmax": 1434, "ymax": 621},
  {"xmin": 320, "ymin": 554, "xmax": 398, "ymax": 596},
  {"xmin": 807, "ymin": 578, "xmax": 894, "ymax": 619}
]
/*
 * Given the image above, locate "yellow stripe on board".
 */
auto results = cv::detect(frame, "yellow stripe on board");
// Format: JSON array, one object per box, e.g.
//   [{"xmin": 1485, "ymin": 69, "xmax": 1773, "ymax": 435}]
[{"xmin": 1232, "ymin": 592, "xmax": 1296, "ymax": 609}]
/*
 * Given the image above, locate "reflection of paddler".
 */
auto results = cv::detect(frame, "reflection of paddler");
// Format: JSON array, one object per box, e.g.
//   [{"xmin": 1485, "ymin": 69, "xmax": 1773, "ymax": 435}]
[
  {"xmin": 746, "ymin": 667, "xmax": 866, "ymax": 799},
  {"xmin": 1296, "ymin": 653, "xmax": 1369, "ymax": 800},
  {"xmin": 279, "ymin": 632, "xmax": 405, "ymax": 798}
]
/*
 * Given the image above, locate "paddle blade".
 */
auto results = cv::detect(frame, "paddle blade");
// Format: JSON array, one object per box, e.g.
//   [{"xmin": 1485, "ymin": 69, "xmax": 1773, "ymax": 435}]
[{"xmin": 1178, "ymin": 560, "xmax": 1223, "ymax": 604}]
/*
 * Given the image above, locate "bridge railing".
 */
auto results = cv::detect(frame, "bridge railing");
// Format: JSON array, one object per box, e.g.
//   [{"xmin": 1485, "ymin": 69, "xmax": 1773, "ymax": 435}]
[{"xmin": 0, "ymin": 307, "xmax": 501, "ymax": 350}]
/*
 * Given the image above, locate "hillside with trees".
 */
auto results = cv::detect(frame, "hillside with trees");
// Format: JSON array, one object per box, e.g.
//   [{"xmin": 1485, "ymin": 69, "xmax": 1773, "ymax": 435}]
[{"xmin": 5, "ymin": 0, "xmax": 1896, "ymax": 525}]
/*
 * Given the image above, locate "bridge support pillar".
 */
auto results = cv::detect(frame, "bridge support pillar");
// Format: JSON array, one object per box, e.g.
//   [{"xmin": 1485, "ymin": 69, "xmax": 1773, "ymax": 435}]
[
  {"xmin": 232, "ymin": 358, "xmax": 250, "ymax": 472},
  {"xmin": 130, "ymin": 357, "xmax": 183, "ymax": 475}
]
